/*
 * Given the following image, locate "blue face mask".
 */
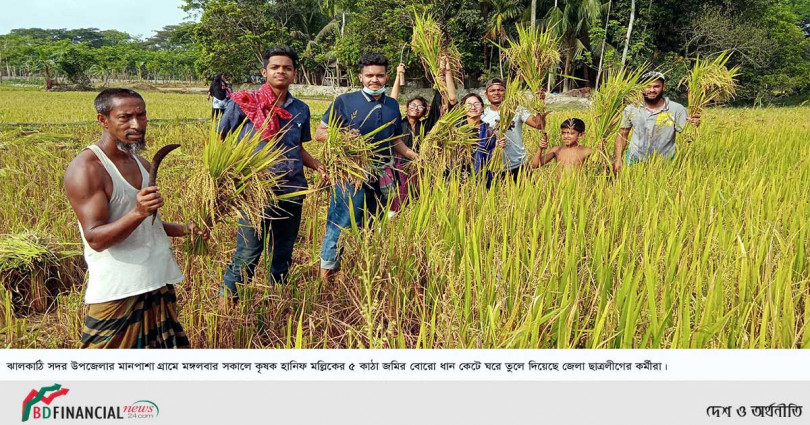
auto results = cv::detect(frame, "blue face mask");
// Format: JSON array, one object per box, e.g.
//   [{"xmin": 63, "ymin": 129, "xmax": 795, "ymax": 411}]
[{"xmin": 362, "ymin": 86, "xmax": 387, "ymax": 96}]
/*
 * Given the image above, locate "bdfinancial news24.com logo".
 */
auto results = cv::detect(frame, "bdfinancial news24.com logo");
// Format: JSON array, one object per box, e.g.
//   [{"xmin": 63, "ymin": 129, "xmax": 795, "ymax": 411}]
[{"xmin": 21, "ymin": 383, "xmax": 159, "ymax": 422}]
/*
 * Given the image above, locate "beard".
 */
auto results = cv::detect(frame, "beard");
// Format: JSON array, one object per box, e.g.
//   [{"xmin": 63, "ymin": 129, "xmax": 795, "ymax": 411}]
[
  {"xmin": 643, "ymin": 91, "xmax": 664, "ymax": 104},
  {"xmin": 116, "ymin": 135, "xmax": 146, "ymax": 155}
]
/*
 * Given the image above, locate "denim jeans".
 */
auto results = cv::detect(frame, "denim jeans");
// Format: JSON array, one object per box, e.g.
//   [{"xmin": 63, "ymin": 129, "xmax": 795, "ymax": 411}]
[
  {"xmin": 319, "ymin": 180, "xmax": 385, "ymax": 270},
  {"xmin": 221, "ymin": 200, "xmax": 303, "ymax": 297}
]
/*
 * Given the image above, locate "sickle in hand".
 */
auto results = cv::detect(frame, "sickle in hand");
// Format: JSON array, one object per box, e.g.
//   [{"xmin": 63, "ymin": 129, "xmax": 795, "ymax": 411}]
[{"xmin": 149, "ymin": 144, "xmax": 181, "ymax": 225}]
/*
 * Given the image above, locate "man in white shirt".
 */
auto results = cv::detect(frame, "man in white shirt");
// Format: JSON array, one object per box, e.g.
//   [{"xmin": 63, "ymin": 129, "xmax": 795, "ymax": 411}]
[{"xmin": 480, "ymin": 77, "xmax": 549, "ymax": 181}]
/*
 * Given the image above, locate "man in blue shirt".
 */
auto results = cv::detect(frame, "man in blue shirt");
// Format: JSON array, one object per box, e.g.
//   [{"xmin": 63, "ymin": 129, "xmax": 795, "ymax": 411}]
[
  {"xmin": 218, "ymin": 46, "xmax": 326, "ymax": 304},
  {"xmin": 315, "ymin": 52, "xmax": 418, "ymax": 283}
]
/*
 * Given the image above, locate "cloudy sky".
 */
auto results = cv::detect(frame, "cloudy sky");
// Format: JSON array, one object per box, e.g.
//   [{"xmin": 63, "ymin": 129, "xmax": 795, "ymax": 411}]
[{"xmin": 0, "ymin": 0, "xmax": 192, "ymax": 38}]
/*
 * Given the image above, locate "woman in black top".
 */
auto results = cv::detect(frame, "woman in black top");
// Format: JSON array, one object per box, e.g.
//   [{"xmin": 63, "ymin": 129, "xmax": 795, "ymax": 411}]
[
  {"xmin": 207, "ymin": 73, "xmax": 232, "ymax": 119},
  {"xmin": 388, "ymin": 59, "xmax": 458, "ymax": 212}
]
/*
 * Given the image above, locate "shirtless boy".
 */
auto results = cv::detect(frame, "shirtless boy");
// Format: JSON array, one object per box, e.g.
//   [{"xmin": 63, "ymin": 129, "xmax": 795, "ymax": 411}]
[{"xmin": 530, "ymin": 118, "xmax": 591, "ymax": 175}]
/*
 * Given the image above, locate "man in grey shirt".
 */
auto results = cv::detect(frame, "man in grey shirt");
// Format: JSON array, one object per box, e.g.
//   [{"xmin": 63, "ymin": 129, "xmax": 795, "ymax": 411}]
[
  {"xmin": 613, "ymin": 71, "xmax": 701, "ymax": 173},
  {"xmin": 481, "ymin": 78, "xmax": 548, "ymax": 181}
]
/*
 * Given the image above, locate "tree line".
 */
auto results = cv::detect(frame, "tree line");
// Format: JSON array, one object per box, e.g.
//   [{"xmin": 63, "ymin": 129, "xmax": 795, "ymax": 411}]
[{"xmin": 1, "ymin": 0, "xmax": 809, "ymax": 101}]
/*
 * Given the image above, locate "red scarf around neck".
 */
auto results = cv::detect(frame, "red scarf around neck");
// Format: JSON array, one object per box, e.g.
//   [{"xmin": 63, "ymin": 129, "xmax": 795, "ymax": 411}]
[{"xmin": 231, "ymin": 83, "xmax": 293, "ymax": 139}]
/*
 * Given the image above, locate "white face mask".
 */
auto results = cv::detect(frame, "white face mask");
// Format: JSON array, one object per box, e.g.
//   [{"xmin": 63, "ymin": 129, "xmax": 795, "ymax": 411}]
[{"xmin": 362, "ymin": 86, "xmax": 387, "ymax": 96}]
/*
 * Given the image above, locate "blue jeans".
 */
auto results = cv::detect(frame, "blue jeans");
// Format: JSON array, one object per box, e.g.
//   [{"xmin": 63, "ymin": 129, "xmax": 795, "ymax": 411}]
[
  {"xmin": 319, "ymin": 181, "xmax": 385, "ymax": 270},
  {"xmin": 221, "ymin": 200, "xmax": 303, "ymax": 297}
]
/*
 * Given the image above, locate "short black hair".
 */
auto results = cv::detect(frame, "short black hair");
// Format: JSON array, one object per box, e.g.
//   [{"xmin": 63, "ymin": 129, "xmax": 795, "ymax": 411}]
[
  {"xmin": 263, "ymin": 45, "xmax": 299, "ymax": 69},
  {"xmin": 560, "ymin": 118, "xmax": 586, "ymax": 133},
  {"xmin": 358, "ymin": 52, "xmax": 389, "ymax": 72},
  {"xmin": 94, "ymin": 88, "xmax": 144, "ymax": 116},
  {"xmin": 460, "ymin": 92, "xmax": 484, "ymax": 106}
]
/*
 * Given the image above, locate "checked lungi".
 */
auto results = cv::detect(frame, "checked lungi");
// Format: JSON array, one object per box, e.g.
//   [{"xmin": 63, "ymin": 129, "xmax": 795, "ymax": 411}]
[{"xmin": 80, "ymin": 285, "xmax": 190, "ymax": 349}]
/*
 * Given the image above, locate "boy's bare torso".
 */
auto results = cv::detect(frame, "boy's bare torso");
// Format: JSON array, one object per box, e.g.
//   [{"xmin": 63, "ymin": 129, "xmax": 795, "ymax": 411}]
[{"xmin": 553, "ymin": 145, "xmax": 592, "ymax": 174}]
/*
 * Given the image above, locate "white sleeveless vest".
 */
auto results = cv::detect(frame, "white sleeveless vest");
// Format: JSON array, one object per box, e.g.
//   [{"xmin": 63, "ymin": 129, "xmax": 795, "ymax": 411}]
[{"xmin": 79, "ymin": 145, "xmax": 183, "ymax": 304}]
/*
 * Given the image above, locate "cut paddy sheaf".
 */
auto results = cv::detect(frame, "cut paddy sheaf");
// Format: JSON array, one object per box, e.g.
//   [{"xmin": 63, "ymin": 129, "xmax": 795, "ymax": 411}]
[
  {"xmin": 320, "ymin": 107, "xmax": 402, "ymax": 193},
  {"xmin": 183, "ymin": 119, "xmax": 295, "ymax": 255},
  {"xmin": 0, "ymin": 231, "xmax": 85, "ymax": 322},
  {"xmin": 590, "ymin": 67, "xmax": 652, "ymax": 169},
  {"xmin": 410, "ymin": 11, "xmax": 464, "ymax": 101},
  {"xmin": 679, "ymin": 51, "xmax": 740, "ymax": 144},
  {"xmin": 411, "ymin": 105, "xmax": 477, "ymax": 176},
  {"xmin": 503, "ymin": 23, "xmax": 561, "ymax": 114}
]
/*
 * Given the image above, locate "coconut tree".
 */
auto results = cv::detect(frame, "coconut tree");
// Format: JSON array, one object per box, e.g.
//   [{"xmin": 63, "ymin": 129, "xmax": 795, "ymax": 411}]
[
  {"xmin": 483, "ymin": 0, "xmax": 522, "ymax": 77},
  {"xmin": 544, "ymin": 0, "xmax": 601, "ymax": 92},
  {"xmin": 305, "ymin": 19, "xmax": 342, "ymax": 85},
  {"xmin": 30, "ymin": 48, "xmax": 58, "ymax": 90},
  {"xmin": 319, "ymin": 0, "xmax": 354, "ymax": 86}
]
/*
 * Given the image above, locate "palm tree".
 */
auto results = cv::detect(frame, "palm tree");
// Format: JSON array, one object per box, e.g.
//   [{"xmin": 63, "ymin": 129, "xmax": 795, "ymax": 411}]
[
  {"xmin": 319, "ymin": 0, "xmax": 354, "ymax": 86},
  {"xmin": 305, "ymin": 19, "xmax": 342, "ymax": 85},
  {"xmin": 545, "ymin": 0, "xmax": 601, "ymax": 92},
  {"xmin": 483, "ymin": 0, "xmax": 522, "ymax": 77},
  {"xmin": 30, "ymin": 47, "xmax": 58, "ymax": 90}
]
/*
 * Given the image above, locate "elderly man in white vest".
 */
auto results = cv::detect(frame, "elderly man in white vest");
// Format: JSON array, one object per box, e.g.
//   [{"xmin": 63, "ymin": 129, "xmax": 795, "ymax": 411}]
[{"xmin": 64, "ymin": 88, "xmax": 207, "ymax": 349}]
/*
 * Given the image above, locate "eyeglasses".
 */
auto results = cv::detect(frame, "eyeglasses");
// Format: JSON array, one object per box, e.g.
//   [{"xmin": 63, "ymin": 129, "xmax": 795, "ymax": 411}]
[
  {"xmin": 465, "ymin": 102, "xmax": 483, "ymax": 108},
  {"xmin": 408, "ymin": 104, "xmax": 426, "ymax": 111}
]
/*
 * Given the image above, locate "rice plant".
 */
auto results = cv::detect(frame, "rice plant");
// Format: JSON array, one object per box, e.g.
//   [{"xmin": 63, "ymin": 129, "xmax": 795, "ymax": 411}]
[
  {"xmin": 410, "ymin": 12, "xmax": 463, "ymax": 101},
  {"xmin": 183, "ymin": 119, "xmax": 292, "ymax": 254},
  {"xmin": 590, "ymin": 67, "xmax": 652, "ymax": 168},
  {"xmin": 320, "ymin": 107, "xmax": 397, "ymax": 191},
  {"xmin": 679, "ymin": 51, "xmax": 740, "ymax": 143},
  {"xmin": 2, "ymin": 86, "xmax": 809, "ymax": 349},
  {"xmin": 504, "ymin": 23, "xmax": 561, "ymax": 113}
]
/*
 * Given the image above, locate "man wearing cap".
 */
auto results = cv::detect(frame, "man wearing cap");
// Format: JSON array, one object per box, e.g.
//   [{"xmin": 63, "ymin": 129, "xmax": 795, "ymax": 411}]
[
  {"xmin": 613, "ymin": 71, "xmax": 701, "ymax": 173},
  {"xmin": 481, "ymin": 77, "xmax": 548, "ymax": 181}
]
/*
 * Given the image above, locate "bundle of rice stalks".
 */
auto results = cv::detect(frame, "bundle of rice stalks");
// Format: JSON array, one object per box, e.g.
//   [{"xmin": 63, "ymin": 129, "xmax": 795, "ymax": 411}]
[
  {"xmin": 680, "ymin": 51, "xmax": 739, "ymax": 117},
  {"xmin": 321, "ymin": 107, "xmax": 396, "ymax": 191},
  {"xmin": 411, "ymin": 12, "xmax": 463, "ymax": 101},
  {"xmin": 590, "ymin": 67, "xmax": 652, "ymax": 169},
  {"xmin": 184, "ymin": 119, "xmax": 291, "ymax": 255},
  {"xmin": 504, "ymin": 23, "xmax": 561, "ymax": 113},
  {"xmin": 0, "ymin": 231, "xmax": 82, "ymax": 314},
  {"xmin": 412, "ymin": 105, "xmax": 477, "ymax": 175},
  {"xmin": 678, "ymin": 51, "xmax": 739, "ymax": 143}
]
